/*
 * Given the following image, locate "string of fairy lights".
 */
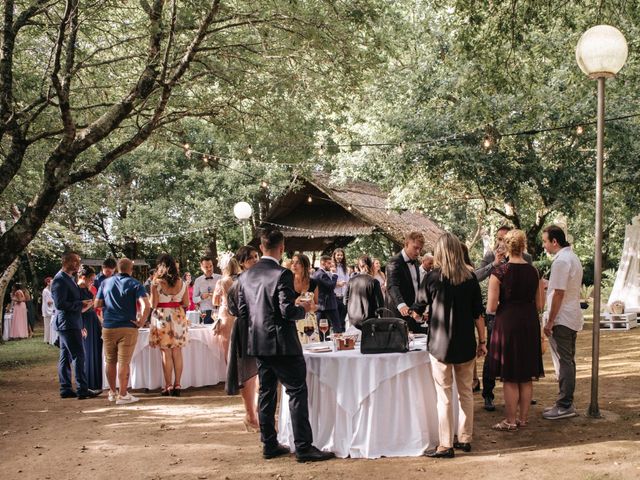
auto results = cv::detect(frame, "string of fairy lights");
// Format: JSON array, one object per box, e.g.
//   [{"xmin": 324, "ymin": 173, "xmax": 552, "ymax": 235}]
[{"xmin": 27, "ymin": 111, "xmax": 638, "ymax": 252}]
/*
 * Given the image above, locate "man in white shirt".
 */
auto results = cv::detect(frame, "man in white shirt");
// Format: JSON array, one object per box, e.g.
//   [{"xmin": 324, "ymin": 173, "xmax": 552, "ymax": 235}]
[
  {"xmin": 541, "ymin": 225, "xmax": 583, "ymax": 420},
  {"xmin": 419, "ymin": 254, "xmax": 434, "ymax": 283},
  {"xmin": 192, "ymin": 256, "xmax": 222, "ymax": 324}
]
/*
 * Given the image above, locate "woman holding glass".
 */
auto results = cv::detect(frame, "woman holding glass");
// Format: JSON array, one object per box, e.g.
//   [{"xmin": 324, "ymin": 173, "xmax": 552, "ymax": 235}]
[
  {"xmin": 290, "ymin": 253, "xmax": 320, "ymax": 340},
  {"xmin": 213, "ymin": 258, "xmax": 242, "ymax": 360}
]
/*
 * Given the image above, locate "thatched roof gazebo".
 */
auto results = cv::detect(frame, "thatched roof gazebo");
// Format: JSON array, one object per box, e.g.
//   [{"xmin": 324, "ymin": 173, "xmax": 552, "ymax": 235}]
[{"xmin": 257, "ymin": 173, "xmax": 443, "ymax": 253}]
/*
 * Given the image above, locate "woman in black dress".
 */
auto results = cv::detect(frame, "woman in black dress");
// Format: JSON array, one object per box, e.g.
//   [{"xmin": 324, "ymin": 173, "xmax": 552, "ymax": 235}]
[
  {"xmin": 226, "ymin": 245, "xmax": 260, "ymax": 432},
  {"xmin": 416, "ymin": 233, "xmax": 486, "ymax": 458},
  {"xmin": 486, "ymin": 229, "xmax": 544, "ymax": 431},
  {"xmin": 78, "ymin": 265, "xmax": 103, "ymax": 391}
]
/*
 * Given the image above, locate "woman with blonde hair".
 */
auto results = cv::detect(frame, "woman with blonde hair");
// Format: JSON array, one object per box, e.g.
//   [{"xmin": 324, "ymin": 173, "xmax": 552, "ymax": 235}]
[
  {"xmin": 213, "ymin": 257, "xmax": 243, "ymax": 360},
  {"xmin": 486, "ymin": 229, "xmax": 544, "ymax": 431},
  {"xmin": 415, "ymin": 232, "xmax": 486, "ymax": 458}
]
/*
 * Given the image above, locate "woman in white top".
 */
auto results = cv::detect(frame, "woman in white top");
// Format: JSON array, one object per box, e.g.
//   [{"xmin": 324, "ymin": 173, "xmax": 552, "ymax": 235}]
[
  {"xmin": 41, "ymin": 277, "xmax": 55, "ymax": 343},
  {"xmin": 149, "ymin": 254, "xmax": 190, "ymax": 397},
  {"xmin": 371, "ymin": 258, "xmax": 386, "ymax": 292}
]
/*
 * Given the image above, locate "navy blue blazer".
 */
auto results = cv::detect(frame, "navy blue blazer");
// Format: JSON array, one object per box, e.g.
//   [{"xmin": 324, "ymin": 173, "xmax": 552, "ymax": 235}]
[
  {"xmin": 237, "ymin": 258, "xmax": 306, "ymax": 356},
  {"xmin": 51, "ymin": 270, "xmax": 84, "ymax": 331},
  {"xmin": 311, "ymin": 268, "xmax": 338, "ymax": 311}
]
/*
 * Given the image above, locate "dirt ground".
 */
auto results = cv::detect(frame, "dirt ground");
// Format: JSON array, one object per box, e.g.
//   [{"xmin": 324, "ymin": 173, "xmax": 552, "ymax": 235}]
[{"xmin": 1, "ymin": 324, "xmax": 640, "ymax": 480}]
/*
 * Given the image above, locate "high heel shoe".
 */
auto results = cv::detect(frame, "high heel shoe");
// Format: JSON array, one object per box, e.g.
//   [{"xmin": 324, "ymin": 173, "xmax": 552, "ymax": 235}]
[
  {"xmin": 172, "ymin": 384, "xmax": 181, "ymax": 397},
  {"xmin": 243, "ymin": 417, "xmax": 259, "ymax": 433},
  {"xmin": 161, "ymin": 385, "xmax": 173, "ymax": 396}
]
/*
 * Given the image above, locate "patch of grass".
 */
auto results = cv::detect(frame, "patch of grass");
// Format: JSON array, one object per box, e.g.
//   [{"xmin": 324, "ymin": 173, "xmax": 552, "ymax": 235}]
[{"xmin": 0, "ymin": 335, "xmax": 58, "ymax": 370}]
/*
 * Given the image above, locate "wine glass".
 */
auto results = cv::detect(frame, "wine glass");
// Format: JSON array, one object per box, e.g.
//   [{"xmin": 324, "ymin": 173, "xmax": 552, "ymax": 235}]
[
  {"xmin": 319, "ymin": 318, "xmax": 329, "ymax": 342},
  {"xmin": 303, "ymin": 316, "xmax": 315, "ymax": 344},
  {"xmin": 199, "ymin": 310, "xmax": 206, "ymax": 324}
]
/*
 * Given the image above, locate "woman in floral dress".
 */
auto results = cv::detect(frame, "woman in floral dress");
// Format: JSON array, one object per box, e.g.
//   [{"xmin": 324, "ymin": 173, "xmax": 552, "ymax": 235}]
[{"xmin": 149, "ymin": 254, "xmax": 190, "ymax": 396}]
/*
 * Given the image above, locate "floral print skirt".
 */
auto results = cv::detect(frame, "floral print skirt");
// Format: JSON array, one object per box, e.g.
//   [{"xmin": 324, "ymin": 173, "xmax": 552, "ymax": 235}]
[{"xmin": 149, "ymin": 307, "xmax": 189, "ymax": 349}]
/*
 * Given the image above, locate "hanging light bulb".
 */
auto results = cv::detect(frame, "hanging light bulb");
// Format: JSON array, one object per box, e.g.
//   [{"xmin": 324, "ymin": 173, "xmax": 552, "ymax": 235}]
[
  {"xmin": 396, "ymin": 143, "xmax": 405, "ymax": 154},
  {"xmin": 203, "ymin": 155, "xmax": 209, "ymax": 164},
  {"xmin": 261, "ymin": 180, "xmax": 268, "ymax": 188},
  {"xmin": 576, "ymin": 125, "xmax": 584, "ymax": 135},
  {"xmin": 482, "ymin": 137, "xmax": 492, "ymax": 149},
  {"xmin": 318, "ymin": 144, "xmax": 325, "ymax": 155},
  {"xmin": 247, "ymin": 145, "xmax": 253, "ymax": 155},
  {"xmin": 307, "ymin": 195, "xmax": 313, "ymax": 203},
  {"xmin": 183, "ymin": 143, "xmax": 190, "ymax": 150},
  {"xmin": 347, "ymin": 204, "xmax": 353, "ymax": 211}
]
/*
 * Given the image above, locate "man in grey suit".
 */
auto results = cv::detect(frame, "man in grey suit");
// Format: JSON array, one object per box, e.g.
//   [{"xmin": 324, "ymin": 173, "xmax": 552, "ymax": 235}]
[
  {"xmin": 475, "ymin": 225, "xmax": 533, "ymax": 411},
  {"xmin": 237, "ymin": 228, "xmax": 335, "ymax": 463}
]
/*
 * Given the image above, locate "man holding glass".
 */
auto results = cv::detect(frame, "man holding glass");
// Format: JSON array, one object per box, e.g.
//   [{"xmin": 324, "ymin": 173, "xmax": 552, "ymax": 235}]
[{"xmin": 193, "ymin": 256, "xmax": 221, "ymax": 324}]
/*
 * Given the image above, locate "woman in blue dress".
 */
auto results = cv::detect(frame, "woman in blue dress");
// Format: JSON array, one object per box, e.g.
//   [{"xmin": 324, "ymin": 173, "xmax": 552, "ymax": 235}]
[{"xmin": 78, "ymin": 265, "xmax": 103, "ymax": 391}]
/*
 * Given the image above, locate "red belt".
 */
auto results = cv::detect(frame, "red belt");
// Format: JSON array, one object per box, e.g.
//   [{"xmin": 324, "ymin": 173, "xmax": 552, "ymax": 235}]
[{"xmin": 157, "ymin": 302, "xmax": 182, "ymax": 308}]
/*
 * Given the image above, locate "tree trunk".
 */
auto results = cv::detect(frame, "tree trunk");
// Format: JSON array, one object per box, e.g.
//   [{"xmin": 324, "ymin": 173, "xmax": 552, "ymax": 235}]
[
  {"xmin": 0, "ymin": 258, "xmax": 19, "ymax": 342},
  {"xmin": 206, "ymin": 230, "xmax": 218, "ymax": 272}
]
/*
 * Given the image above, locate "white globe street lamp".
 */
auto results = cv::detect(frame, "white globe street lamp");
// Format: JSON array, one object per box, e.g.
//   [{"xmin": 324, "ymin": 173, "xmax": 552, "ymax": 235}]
[
  {"xmin": 576, "ymin": 25, "xmax": 628, "ymax": 418},
  {"xmin": 233, "ymin": 201, "xmax": 253, "ymax": 244}
]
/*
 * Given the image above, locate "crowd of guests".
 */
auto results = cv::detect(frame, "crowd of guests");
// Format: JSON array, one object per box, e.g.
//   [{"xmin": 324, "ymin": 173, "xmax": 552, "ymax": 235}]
[{"xmin": 7, "ymin": 219, "xmax": 584, "ymax": 462}]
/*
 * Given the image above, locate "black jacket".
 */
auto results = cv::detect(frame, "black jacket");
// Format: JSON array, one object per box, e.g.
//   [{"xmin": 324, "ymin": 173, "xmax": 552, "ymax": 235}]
[
  {"xmin": 344, "ymin": 274, "xmax": 385, "ymax": 329},
  {"xmin": 237, "ymin": 258, "xmax": 306, "ymax": 356},
  {"xmin": 385, "ymin": 252, "xmax": 423, "ymax": 332}
]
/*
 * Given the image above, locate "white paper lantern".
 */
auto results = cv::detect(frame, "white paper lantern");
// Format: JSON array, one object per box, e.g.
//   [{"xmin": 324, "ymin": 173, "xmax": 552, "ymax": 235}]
[
  {"xmin": 576, "ymin": 25, "xmax": 628, "ymax": 78},
  {"xmin": 233, "ymin": 201, "xmax": 253, "ymax": 220}
]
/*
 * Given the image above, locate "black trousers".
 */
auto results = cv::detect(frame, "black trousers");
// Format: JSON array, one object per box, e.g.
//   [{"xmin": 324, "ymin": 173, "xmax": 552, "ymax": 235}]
[
  {"xmin": 256, "ymin": 355, "xmax": 313, "ymax": 452},
  {"xmin": 335, "ymin": 298, "xmax": 347, "ymax": 329},
  {"xmin": 482, "ymin": 314, "xmax": 496, "ymax": 400}
]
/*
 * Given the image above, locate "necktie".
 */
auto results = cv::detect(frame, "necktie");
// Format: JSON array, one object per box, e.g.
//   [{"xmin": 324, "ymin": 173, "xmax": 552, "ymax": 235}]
[{"xmin": 205, "ymin": 276, "xmax": 213, "ymax": 280}]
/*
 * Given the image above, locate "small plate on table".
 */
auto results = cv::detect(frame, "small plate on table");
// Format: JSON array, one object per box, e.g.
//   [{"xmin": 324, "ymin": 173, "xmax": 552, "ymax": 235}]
[{"xmin": 306, "ymin": 345, "xmax": 332, "ymax": 353}]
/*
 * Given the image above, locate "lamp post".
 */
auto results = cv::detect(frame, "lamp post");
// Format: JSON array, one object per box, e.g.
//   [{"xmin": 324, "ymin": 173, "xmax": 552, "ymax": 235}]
[
  {"xmin": 233, "ymin": 201, "xmax": 253, "ymax": 245},
  {"xmin": 575, "ymin": 25, "xmax": 628, "ymax": 418}
]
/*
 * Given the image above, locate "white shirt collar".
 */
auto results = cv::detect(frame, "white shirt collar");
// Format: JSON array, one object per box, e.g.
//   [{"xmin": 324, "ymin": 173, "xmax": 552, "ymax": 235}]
[
  {"xmin": 261, "ymin": 255, "xmax": 280, "ymax": 265},
  {"xmin": 401, "ymin": 250, "xmax": 412, "ymax": 263}
]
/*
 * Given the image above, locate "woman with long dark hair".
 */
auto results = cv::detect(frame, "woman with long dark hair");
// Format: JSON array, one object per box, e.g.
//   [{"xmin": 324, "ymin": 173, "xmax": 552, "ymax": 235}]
[
  {"xmin": 78, "ymin": 265, "xmax": 103, "ymax": 391},
  {"xmin": 149, "ymin": 254, "xmax": 190, "ymax": 396},
  {"xmin": 226, "ymin": 245, "xmax": 260, "ymax": 431},
  {"xmin": 332, "ymin": 248, "xmax": 349, "ymax": 329}
]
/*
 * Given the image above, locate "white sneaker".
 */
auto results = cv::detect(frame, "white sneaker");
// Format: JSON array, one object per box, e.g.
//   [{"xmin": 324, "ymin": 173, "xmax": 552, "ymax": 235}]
[
  {"xmin": 108, "ymin": 391, "xmax": 117, "ymax": 402},
  {"xmin": 116, "ymin": 393, "xmax": 139, "ymax": 405}
]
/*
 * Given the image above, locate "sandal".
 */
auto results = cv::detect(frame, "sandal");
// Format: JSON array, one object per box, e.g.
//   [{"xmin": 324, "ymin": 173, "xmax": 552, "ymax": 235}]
[
  {"xmin": 161, "ymin": 385, "xmax": 173, "ymax": 396},
  {"xmin": 516, "ymin": 419, "xmax": 528, "ymax": 428},
  {"xmin": 172, "ymin": 384, "xmax": 181, "ymax": 397},
  {"xmin": 492, "ymin": 419, "xmax": 518, "ymax": 431}
]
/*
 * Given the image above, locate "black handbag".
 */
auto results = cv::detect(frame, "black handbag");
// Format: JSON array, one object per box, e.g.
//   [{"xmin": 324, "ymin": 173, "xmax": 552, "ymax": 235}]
[{"xmin": 360, "ymin": 310, "xmax": 410, "ymax": 354}]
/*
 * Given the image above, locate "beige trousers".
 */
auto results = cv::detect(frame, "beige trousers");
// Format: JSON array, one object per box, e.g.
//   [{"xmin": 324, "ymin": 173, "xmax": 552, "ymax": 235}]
[{"xmin": 430, "ymin": 355, "xmax": 475, "ymax": 447}]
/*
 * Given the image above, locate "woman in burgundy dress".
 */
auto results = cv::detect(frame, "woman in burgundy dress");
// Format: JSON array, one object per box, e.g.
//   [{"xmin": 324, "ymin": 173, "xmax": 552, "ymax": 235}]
[{"xmin": 487, "ymin": 229, "xmax": 545, "ymax": 431}]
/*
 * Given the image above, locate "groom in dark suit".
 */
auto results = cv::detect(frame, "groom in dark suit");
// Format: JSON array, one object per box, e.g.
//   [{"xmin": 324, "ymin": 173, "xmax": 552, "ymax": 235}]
[
  {"xmin": 51, "ymin": 252, "xmax": 101, "ymax": 399},
  {"xmin": 385, "ymin": 231, "xmax": 426, "ymax": 333},
  {"xmin": 311, "ymin": 255, "xmax": 342, "ymax": 334},
  {"xmin": 237, "ymin": 228, "xmax": 334, "ymax": 463}
]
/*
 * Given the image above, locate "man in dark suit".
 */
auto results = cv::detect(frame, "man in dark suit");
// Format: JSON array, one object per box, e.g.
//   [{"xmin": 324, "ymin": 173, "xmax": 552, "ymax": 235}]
[
  {"xmin": 385, "ymin": 231, "xmax": 426, "ymax": 333},
  {"xmin": 51, "ymin": 252, "xmax": 101, "ymax": 400},
  {"xmin": 311, "ymin": 255, "xmax": 342, "ymax": 333},
  {"xmin": 344, "ymin": 255, "xmax": 385, "ymax": 329},
  {"xmin": 237, "ymin": 228, "xmax": 334, "ymax": 463}
]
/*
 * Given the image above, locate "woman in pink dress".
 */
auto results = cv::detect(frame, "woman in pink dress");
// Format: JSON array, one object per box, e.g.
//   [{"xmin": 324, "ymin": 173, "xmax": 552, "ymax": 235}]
[
  {"xmin": 9, "ymin": 284, "xmax": 29, "ymax": 339},
  {"xmin": 183, "ymin": 272, "xmax": 196, "ymax": 311}
]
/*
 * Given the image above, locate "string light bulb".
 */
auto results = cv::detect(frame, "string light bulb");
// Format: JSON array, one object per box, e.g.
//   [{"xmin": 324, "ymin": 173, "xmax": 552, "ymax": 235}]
[
  {"xmin": 318, "ymin": 144, "xmax": 325, "ymax": 155},
  {"xmin": 576, "ymin": 125, "xmax": 584, "ymax": 135},
  {"xmin": 247, "ymin": 145, "xmax": 253, "ymax": 155},
  {"xmin": 307, "ymin": 195, "xmax": 313, "ymax": 203},
  {"xmin": 203, "ymin": 156, "xmax": 209, "ymax": 164},
  {"xmin": 396, "ymin": 143, "xmax": 405, "ymax": 154},
  {"xmin": 482, "ymin": 137, "xmax": 492, "ymax": 149},
  {"xmin": 261, "ymin": 180, "xmax": 268, "ymax": 188},
  {"xmin": 347, "ymin": 204, "xmax": 353, "ymax": 211},
  {"xmin": 183, "ymin": 143, "xmax": 190, "ymax": 150}
]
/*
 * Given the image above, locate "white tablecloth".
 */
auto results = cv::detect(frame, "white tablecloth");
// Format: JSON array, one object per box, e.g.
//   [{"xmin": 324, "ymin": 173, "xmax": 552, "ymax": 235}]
[
  {"xmin": 2, "ymin": 314, "xmax": 12, "ymax": 341},
  {"xmin": 102, "ymin": 325, "xmax": 227, "ymax": 390},
  {"xmin": 278, "ymin": 341, "xmax": 459, "ymax": 459}
]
